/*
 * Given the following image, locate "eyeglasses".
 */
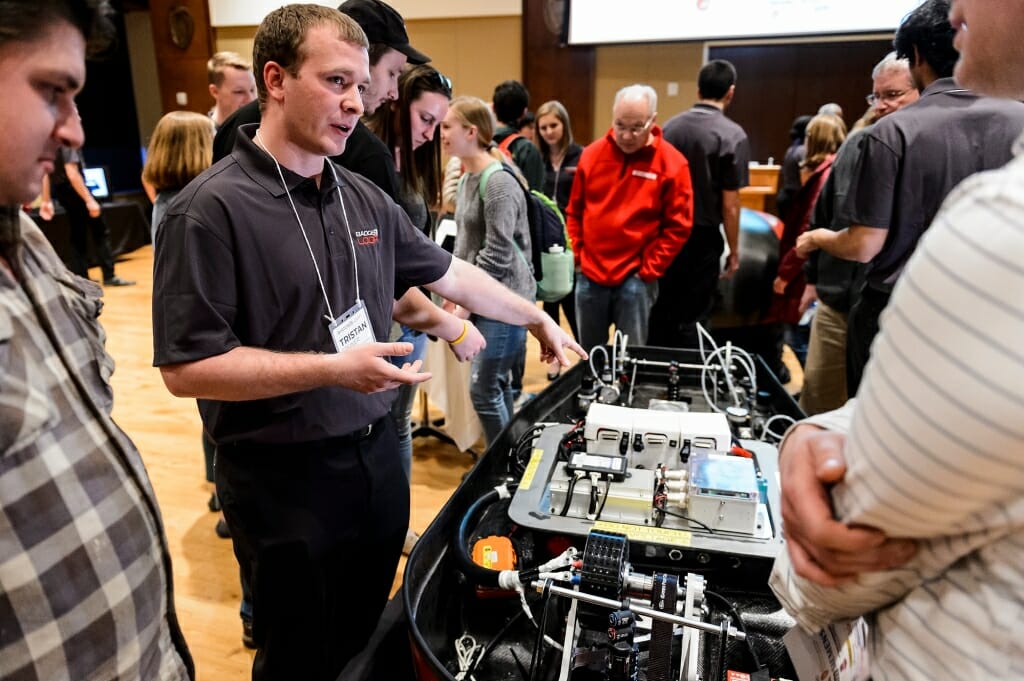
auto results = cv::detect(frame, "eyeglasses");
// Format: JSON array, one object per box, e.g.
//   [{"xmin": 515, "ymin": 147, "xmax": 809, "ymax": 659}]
[
  {"xmin": 866, "ymin": 89, "xmax": 910, "ymax": 105},
  {"xmin": 613, "ymin": 116, "xmax": 653, "ymax": 137},
  {"xmin": 432, "ymin": 70, "xmax": 452, "ymax": 95}
]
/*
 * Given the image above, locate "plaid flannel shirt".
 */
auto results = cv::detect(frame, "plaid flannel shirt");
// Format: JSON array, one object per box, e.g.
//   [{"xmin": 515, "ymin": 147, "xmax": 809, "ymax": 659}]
[{"xmin": 0, "ymin": 210, "xmax": 192, "ymax": 680}]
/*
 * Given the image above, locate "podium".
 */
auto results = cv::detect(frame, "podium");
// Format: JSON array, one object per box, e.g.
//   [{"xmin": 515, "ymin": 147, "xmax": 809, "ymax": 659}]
[
  {"xmin": 739, "ymin": 163, "xmax": 781, "ymax": 214},
  {"xmin": 31, "ymin": 200, "xmax": 150, "ymax": 267}
]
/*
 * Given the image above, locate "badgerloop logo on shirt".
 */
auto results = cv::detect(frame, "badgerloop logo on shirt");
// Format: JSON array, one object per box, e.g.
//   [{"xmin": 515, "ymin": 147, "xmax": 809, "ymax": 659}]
[{"xmin": 355, "ymin": 228, "xmax": 379, "ymax": 246}]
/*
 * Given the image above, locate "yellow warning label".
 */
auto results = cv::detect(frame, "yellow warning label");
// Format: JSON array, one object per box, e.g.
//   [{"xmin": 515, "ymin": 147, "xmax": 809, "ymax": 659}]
[
  {"xmin": 519, "ymin": 448, "xmax": 544, "ymax": 491},
  {"xmin": 593, "ymin": 521, "xmax": 692, "ymax": 547}
]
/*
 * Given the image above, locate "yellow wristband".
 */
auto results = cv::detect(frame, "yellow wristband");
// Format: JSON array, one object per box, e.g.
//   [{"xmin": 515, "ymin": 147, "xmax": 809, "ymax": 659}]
[{"xmin": 449, "ymin": 320, "xmax": 469, "ymax": 345}]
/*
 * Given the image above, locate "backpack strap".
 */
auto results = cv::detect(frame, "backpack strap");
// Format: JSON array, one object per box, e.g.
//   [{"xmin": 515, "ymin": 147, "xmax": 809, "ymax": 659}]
[
  {"xmin": 474, "ymin": 161, "xmax": 533, "ymax": 273},
  {"xmin": 475, "ymin": 161, "xmax": 505, "ymax": 200},
  {"xmin": 497, "ymin": 133, "xmax": 522, "ymax": 160}
]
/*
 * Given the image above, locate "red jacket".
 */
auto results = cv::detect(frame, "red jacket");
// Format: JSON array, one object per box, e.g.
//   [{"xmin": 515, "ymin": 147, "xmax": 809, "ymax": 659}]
[{"xmin": 566, "ymin": 126, "xmax": 693, "ymax": 286}]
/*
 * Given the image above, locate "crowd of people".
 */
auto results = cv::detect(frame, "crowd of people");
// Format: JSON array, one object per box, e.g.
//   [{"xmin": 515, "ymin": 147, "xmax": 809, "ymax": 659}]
[{"xmin": 3, "ymin": 0, "xmax": 1023, "ymax": 679}]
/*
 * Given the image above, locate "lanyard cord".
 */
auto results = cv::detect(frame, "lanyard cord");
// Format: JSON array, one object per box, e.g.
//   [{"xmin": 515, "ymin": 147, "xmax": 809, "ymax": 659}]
[
  {"xmin": 327, "ymin": 162, "xmax": 361, "ymax": 303},
  {"xmin": 253, "ymin": 131, "xmax": 362, "ymax": 320}
]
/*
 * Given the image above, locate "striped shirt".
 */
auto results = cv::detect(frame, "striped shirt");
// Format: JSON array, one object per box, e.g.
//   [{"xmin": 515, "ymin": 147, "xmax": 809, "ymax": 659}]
[
  {"xmin": 770, "ymin": 133, "xmax": 1024, "ymax": 680},
  {"xmin": 0, "ymin": 211, "xmax": 192, "ymax": 679}
]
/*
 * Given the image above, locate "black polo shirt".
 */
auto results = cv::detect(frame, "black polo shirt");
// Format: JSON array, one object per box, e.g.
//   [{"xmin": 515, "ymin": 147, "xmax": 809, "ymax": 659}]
[
  {"xmin": 152, "ymin": 124, "xmax": 452, "ymax": 445},
  {"xmin": 805, "ymin": 127, "xmax": 870, "ymax": 312},
  {"xmin": 663, "ymin": 103, "xmax": 750, "ymax": 237},
  {"xmin": 840, "ymin": 78, "xmax": 1024, "ymax": 288}
]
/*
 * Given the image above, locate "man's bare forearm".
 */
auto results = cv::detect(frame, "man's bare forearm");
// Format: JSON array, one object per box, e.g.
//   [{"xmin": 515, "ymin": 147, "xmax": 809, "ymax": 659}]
[
  {"xmin": 160, "ymin": 347, "xmax": 338, "ymax": 400},
  {"xmin": 159, "ymin": 342, "xmax": 426, "ymax": 401},
  {"xmin": 428, "ymin": 259, "xmax": 546, "ymax": 329},
  {"xmin": 804, "ymin": 225, "xmax": 886, "ymax": 262}
]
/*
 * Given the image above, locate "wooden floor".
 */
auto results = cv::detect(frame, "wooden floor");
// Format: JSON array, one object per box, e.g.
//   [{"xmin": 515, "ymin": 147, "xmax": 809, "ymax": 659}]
[{"xmin": 95, "ymin": 246, "xmax": 801, "ymax": 680}]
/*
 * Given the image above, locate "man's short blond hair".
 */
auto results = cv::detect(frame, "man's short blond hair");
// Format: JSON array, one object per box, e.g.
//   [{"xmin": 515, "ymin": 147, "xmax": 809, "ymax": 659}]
[
  {"xmin": 253, "ymin": 4, "xmax": 367, "ymax": 107},
  {"xmin": 207, "ymin": 51, "xmax": 252, "ymax": 87}
]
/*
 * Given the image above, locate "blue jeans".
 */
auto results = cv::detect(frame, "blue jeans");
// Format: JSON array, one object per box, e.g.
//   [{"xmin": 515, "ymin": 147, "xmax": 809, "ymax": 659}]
[
  {"xmin": 470, "ymin": 316, "xmax": 527, "ymax": 446},
  {"xmin": 388, "ymin": 325, "xmax": 428, "ymax": 480},
  {"xmin": 575, "ymin": 272, "xmax": 658, "ymax": 352}
]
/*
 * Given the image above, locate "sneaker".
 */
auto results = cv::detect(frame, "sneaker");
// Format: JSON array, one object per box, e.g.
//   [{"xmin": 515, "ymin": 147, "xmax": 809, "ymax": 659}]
[
  {"xmin": 241, "ymin": 617, "xmax": 256, "ymax": 649},
  {"xmin": 402, "ymin": 529, "xmax": 420, "ymax": 556},
  {"xmin": 103, "ymin": 276, "xmax": 135, "ymax": 287},
  {"xmin": 215, "ymin": 517, "xmax": 231, "ymax": 539}
]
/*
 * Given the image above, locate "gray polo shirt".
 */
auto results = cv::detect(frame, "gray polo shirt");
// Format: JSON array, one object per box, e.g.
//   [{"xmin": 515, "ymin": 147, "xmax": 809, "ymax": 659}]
[
  {"xmin": 840, "ymin": 78, "xmax": 1024, "ymax": 289},
  {"xmin": 663, "ymin": 103, "xmax": 750, "ymax": 235},
  {"xmin": 152, "ymin": 124, "xmax": 452, "ymax": 445}
]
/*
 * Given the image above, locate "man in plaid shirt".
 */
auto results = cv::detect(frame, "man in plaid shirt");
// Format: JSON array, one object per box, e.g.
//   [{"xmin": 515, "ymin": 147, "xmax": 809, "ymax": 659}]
[{"xmin": 0, "ymin": 1, "xmax": 193, "ymax": 678}]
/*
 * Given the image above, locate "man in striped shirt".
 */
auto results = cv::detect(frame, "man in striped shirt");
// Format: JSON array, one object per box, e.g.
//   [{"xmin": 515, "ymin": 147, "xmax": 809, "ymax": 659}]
[{"xmin": 770, "ymin": 0, "xmax": 1024, "ymax": 678}]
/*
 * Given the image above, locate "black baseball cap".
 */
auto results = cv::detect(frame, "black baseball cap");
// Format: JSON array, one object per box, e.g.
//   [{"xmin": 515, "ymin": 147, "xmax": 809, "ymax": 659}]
[{"xmin": 339, "ymin": 0, "xmax": 430, "ymax": 65}]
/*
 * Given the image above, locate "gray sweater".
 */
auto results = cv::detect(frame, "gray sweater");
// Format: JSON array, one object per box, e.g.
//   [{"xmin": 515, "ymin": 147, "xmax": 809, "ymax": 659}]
[{"xmin": 454, "ymin": 162, "xmax": 536, "ymax": 301}]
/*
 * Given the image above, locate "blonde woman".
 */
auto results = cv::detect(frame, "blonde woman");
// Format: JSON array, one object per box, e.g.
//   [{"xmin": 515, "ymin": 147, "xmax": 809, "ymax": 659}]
[
  {"xmin": 535, "ymin": 100, "xmax": 583, "ymax": 376},
  {"xmin": 440, "ymin": 96, "xmax": 535, "ymax": 444},
  {"xmin": 142, "ymin": 111, "xmax": 224, "ymax": 533},
  {"xmin": 142, "ymin": 111, "xmax": 215, "ymax": 242},
  {"xmin": 772, "ymin": 113, "xmax": 847, "ymax": 363}
]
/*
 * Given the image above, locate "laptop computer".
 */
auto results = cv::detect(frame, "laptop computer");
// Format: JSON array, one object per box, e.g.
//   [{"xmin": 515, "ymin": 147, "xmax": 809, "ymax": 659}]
[{"xmin": 82, "ymin": 166, "xmax": 111, "ymax": 201}]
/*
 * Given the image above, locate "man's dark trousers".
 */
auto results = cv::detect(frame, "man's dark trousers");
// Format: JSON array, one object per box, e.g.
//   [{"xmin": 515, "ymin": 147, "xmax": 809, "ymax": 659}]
[{"xmin": 217, "ymin": 416, "xmax": 408, "ymax": 681}]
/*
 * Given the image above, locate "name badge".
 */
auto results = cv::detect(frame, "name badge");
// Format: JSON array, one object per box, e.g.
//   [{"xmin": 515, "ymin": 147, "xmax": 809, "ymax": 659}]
[
  {"xmin": 632, "ymin": 170, "xmax": 657, "ymax": 180},
  {"xmin": 328, "ymin": 299, "xmax": 376, "ymax": 353}
]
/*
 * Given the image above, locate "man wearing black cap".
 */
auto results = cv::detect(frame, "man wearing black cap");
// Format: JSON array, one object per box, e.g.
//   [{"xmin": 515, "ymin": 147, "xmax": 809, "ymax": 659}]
[{"xmin": 211, "ymin": 0, "xmax": 429, "ymax": 201}]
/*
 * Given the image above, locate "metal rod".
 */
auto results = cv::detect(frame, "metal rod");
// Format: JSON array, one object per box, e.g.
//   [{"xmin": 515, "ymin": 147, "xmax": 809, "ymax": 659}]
[
  {"xmin": 532, "ymin": 581, "xmax": 746, "ymax": 640},
  {"xmin": 628, "ymin": 358, "xmax": 718, "ymax": 372}
]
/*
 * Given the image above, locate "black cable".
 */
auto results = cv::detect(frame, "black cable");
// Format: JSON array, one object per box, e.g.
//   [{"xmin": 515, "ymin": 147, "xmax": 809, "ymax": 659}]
[
  {"xmin": 511, "ymin": 425, "xmax": 546, "ymax": 476},
  {"xmin": 588, "ymin": 477, "xmax": 600, "ymax": 516},
  {"xmin": 509, "ymin": 647, "xmax": 530, "ymax": 681},
  {"xmin": 528, "ymin": 582, "xmax": 554, "ymax": 681},
  {"xmin": 464, "ymin": 609, "xmax": 527, "ymax": 677},
  {"xmin": 559, "ymin": 473, "xmax": 581, "ymax": 516},
  {"xmin": 454, "ymin": 484, "xmax": 518, "ymax": 587},
  {"xmin": 660, "ymin": 507, "xmax": 715, "ymax": 533},
  {"xmin": 594, "ymin": 477, "xmax": 612, "ymax": 520},
  {"xmin": 705, "ymin": 590, "xmax": 762, "ymax": 671}
]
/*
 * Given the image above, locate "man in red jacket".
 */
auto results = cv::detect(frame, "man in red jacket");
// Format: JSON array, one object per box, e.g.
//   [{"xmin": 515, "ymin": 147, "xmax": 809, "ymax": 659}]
[{"xmin": 566, "ymin": 84, "xmax": 693, "ymax": 352}]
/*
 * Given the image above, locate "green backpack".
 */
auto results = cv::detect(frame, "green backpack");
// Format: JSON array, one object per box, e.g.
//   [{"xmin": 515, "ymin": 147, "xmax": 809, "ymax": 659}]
[{"xmin": 475, "ymin": 162, "xmax": 574, "ymax": 303}]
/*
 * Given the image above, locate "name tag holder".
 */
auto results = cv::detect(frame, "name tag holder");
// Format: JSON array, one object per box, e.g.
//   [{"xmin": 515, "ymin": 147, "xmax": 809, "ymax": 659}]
[{"xmin": 329, "ymin": 299, "xmax": 376, "ymax": 352}]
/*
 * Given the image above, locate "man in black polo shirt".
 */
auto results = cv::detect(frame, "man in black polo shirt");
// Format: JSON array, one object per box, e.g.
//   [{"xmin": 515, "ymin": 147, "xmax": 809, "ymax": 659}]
[
  {"xmin": 798, "ymin": 51, "xmax": 919, "ymax": 415},
  {"xmin": 151, "ymin": 6, "xmax": 582, "ymax": 680},
  {"xmin": 649, "ymin": 59, "xmax": 750, "ymax": 349},
  {"xmin": 796, "ymin": 0, "xmax": 1024, "ymax": 394}
]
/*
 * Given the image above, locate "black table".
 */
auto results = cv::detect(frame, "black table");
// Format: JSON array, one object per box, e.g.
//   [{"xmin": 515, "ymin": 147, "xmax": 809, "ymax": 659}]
[{"xmin": 31, "ymin": 200, "xmax": 150, "ymax": 267}]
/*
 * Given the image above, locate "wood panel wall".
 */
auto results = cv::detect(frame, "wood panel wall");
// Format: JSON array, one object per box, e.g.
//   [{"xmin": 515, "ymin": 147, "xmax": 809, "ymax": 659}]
[
  {"xmin": 212, "ymin": 16, "xmax": 523, "ymax": 106},
  {"xmin": 144, "ymin": 4, "xmax": 891, "ymax": 167},
  {"xmin": 709, "ymin": 39, "xmax": 895, "ymax": 163},
  {"xmin": 148, "ymin": 0, "xmax": 216, "ymax": 115},
  {"xmin": 591, "ymin": 42, "xmax": 704, "ymax": 141},
  {"xmin": 521, "ymin": 0, "xmax": 596, "ymax": 145}
]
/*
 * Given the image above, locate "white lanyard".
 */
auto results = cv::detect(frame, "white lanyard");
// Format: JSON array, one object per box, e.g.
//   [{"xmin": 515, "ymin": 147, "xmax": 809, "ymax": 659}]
[{"xmin": 253, "ymin": 130, "xmax": 362, "ymax": 322}]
